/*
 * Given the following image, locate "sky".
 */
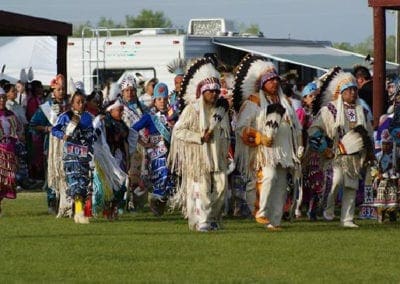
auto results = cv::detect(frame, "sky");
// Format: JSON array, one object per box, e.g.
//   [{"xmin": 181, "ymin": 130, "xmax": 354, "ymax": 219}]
[{"xmin": 0, "ymin": 0, "xmax": 398, "ymax": 44}]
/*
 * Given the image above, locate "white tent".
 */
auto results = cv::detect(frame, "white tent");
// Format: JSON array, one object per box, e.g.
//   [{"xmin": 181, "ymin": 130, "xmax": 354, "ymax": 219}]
[
  {"xmin": 0, "ymin": 36, "xmax": 57, "ymax": 84},
  {"xmin": 0, "ymin": 73, "xmax": 18, "ymax": 83}
]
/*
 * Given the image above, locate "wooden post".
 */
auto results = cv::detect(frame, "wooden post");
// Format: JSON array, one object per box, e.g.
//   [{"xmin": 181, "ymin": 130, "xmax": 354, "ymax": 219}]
[
  {"xmin": 397, "ymin": 11, "xmax": 400, "ymax": 63},
  {"xmin": 57, "ymin": 35, "xmax": 68, "ymax": 92},
  {"xmin": 372, "ymin": 7, "xmax": 386, "ymax": 129}
]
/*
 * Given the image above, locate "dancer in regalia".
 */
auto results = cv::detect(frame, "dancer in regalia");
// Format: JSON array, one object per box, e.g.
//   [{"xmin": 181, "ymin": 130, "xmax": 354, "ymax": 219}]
[
  {"xmin": 0, "ymin": 89, "xmax": 21, "ymax": 216},
  {"xmin": 169, "ymin": 56, "xmax": 230, "ymax": 231},
  {"xmin": 132, "ymin": 82, "xmax": 176, "ymax": 216},
  {"xmin": 52, "ymin": 91, "xmax": 94, "ymax": 224},
  {"xmin": 233, "ymin": 55, "xmax": 303, "ymax": 231},
  {"xmin": 30, "ymin": 74, "xmax": 70, "ymax": 215},
  {"xmin": 309, "ymin": 68, "xmax": 373, "ymax": 228}
]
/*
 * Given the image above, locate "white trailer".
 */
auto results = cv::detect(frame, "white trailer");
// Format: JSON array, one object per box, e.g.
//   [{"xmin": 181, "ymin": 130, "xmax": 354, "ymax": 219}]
[
  {"xmin": 67, "ymin": 26, "xmax": 217, "ymax": 92},
  {"xmin": 67, "ymin": 18, "xmax": 387, "ymax": 93}
]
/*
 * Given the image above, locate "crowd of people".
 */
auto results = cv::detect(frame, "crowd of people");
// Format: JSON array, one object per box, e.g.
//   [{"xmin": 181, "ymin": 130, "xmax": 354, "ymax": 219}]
[{"xmin": 0, "ymin": 53, "xmax": 398, "ymax": 232}]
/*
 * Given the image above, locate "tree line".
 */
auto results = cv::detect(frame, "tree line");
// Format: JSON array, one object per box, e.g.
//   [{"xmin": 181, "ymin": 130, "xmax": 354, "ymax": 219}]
[
  {"xmin": 73, "ymin": 9, "xmax": 262, "ymax": 37},
  {"xmin": 73, "ymin": 9, "xmax": 396, "ymax": 62},
  {"xmin": 333, "ymin": 35, "xmax": 397, "ymax": 62}
]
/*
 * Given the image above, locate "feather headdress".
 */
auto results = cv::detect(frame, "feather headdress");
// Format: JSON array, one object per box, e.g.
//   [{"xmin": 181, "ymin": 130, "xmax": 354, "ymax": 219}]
[
  {"xmin": 19, "ymin": 69, "xmax": 28, "ymax": 84},
  {"xmin": 68, "ymin": 78, "xmax": 86, "ymax": 95},
  {"xmin": 233, "ymin": 54, "xmax": 276, "ymax": 112},
  {"xmin": 102, "ymin": 81, "xmax": 120, "ymax": 104},
  {"xmin": 134, "ymin": 72, "xmax": 145, "ymax": 87},
  {"xmin": 312, "ymin": 66, "xmax": 342, "ymax": 116},
  {"xmin": 27, "ymin": 67, "xmax": 34, "ymax": 82},
  {"xmin": 325, "ymin": 70, "xmax": 357, "ymax": 101},
  {"xmin": 69, "ymin": 78, "xmax": 77, "ymax": 95},
  {"xmin": 179, "ymin": 56, "xmax": 220, "ymax": 108},
  {"xmin": 167, "ymin": 56, "xmax": 187, "ymax": 76},
  {"xmin": 120, "ymin": 75, "xmax": 137, "ymax": 90},
  {"xmin": 315, "ymin": 68, "xmax": 368, "ymax": 141}
]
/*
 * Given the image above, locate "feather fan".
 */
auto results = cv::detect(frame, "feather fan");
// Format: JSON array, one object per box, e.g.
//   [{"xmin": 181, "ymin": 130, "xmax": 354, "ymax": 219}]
[
  {"xmin": 338, "ymin": 125, "xmax": 372, "ymax": 155},
  {"xmin": 264, "ymin": 103, "xmax": 286, "ymax": 138},
  {"xmin": 209, "ymin": 97, "xmax": 229, "ymax": 132}
]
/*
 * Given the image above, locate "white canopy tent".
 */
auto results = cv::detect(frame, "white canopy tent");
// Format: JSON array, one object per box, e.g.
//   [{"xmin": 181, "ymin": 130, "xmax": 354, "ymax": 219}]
[
  {"xmin": 0, "ymin": 36, "xmax": 57, "ymax": 84},
  {"xmin": 0, "ymin": 72, "xmax": 18, "ymax": 83}
]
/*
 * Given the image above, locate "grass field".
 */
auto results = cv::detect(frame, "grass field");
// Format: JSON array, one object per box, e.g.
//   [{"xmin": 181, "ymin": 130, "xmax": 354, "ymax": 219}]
[{"xmin": 1, "ymin": 191, "xmax": 400, "ymax": 283}]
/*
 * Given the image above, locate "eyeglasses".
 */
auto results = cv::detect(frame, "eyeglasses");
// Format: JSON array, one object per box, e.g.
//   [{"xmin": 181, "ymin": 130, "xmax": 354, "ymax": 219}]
[{"xmin": 206, "ymin": 89, "xmax": 221, "ymax": 95}]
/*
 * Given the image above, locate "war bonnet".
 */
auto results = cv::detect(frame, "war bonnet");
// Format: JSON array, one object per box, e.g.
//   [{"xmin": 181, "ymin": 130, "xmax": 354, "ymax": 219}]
[
  {"xmin": 233, "ymin": 54, "xmax": 278, "ymax": 112},
  {"xmin": 179, "ymin": 56, "xmax": 221, "ymax": 108}
]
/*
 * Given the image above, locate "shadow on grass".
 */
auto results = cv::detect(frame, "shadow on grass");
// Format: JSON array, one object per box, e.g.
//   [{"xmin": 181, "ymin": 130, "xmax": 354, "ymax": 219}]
[{"xmin": 3, "ymin": 230, "xmax": 197, "ymax": 240}]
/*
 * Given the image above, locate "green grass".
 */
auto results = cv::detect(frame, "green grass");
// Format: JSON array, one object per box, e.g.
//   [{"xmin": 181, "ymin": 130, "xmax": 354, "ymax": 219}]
[{"xmin": 1, "ymin": 192, "xmax": 400, "ymax": 283}]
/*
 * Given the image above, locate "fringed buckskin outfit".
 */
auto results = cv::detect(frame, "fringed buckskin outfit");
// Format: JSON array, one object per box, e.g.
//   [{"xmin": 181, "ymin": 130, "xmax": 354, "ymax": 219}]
[
  {"xmin": 233, "ymin": 56, "xmax": 302, "ymax": 229},
  {"xmin": 169, "ymin": 57, "xmax": 230, "ymax": 231},
  {"xmin": 309, "ymin": 70, "xmax": 373, "ymax": 227}
]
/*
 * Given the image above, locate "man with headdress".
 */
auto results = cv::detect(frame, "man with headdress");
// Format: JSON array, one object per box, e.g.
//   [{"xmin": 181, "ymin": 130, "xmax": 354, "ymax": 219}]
[
  {"xmin": 169, "ymin": 56, "xmax": 230, "ymax": 232},
  {"xmin": 30, "ymin": 74, "xmax": 70, "ymax": 216},
  {"xmin": 233, "ymin": 55, "xmax": 303, "ymax": 231},
  {"xmin": 309, "ymin": 68, "xmax": 373, "ymax": 227}
]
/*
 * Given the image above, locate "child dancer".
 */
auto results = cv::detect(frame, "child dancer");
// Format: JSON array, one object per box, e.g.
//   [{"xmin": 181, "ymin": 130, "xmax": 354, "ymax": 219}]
[
  {"xmin": 132, "ymin": 82, "xmax": 176, "ymax": 216},
  {"xmin": 52, "ymin": 92, "xmax": 94, "ymax": 224}
]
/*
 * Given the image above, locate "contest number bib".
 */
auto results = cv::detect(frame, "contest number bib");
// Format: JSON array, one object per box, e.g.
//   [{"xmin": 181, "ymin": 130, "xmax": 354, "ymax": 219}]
[
  {"xmin": 147, "ymin": 136, "xmax": 167, "ymax": 160},
  {"xmin": 64, "ymin": 142, "xmax": 88, "ymax": 158}
]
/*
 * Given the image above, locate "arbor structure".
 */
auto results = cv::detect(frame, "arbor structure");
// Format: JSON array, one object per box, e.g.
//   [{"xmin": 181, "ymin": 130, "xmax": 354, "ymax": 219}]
[{"xmin": 368, "ymin": 0, "xmax": 400, "ymax": 128}]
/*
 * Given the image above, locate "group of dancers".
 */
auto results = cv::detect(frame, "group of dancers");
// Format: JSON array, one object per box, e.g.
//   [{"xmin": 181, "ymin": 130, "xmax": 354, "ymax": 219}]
[{"xmin": 0, "ymin": 54, "xmax": 398, "ymax": 232}]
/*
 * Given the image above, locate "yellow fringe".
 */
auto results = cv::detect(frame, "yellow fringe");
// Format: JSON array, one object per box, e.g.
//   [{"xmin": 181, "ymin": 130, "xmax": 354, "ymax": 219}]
[{"xmin": 95, "ymin": 160, "xmax": 114, "ymax": 202}]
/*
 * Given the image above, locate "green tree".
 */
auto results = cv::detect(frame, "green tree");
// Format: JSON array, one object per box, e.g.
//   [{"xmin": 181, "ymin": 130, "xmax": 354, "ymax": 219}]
[
  {"xmin": 237, "ymin": 23, "xmax": 260, "ymax": 35},
  {"xmin": 97, "ymin": 17, "xmax": 121, "ymax": 29},
  {"xmin": 96, "ymin": 16, "xmax": 125, "ymax": 36},
  {"xmin": 386, "ymin": 35, "xmax": 396, "ymax": 62},
  {"xmin": 353, "ymin": 35, "xmax": 373, "ymax": 57},
  {"xmin": 72, "ymin": 10, "xmax": 173, "ymax": 37},
  {"xmin": 72, "ymin": 21, "xmax": 92, "ymax": 37},
  {"xmin": 125, "ymin": 9, "xmax": 172, "ymax": 28},
  {"xmin": 244, "ymin": 24, "xmax": 260, "ymax": 35},
  {"xmin": 333, "ymin": 35, "xmax": 397, "ymax": 62},
  {"xmin": 332, "ymin": 42, "xmax": 353, "ymax": 51}
]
